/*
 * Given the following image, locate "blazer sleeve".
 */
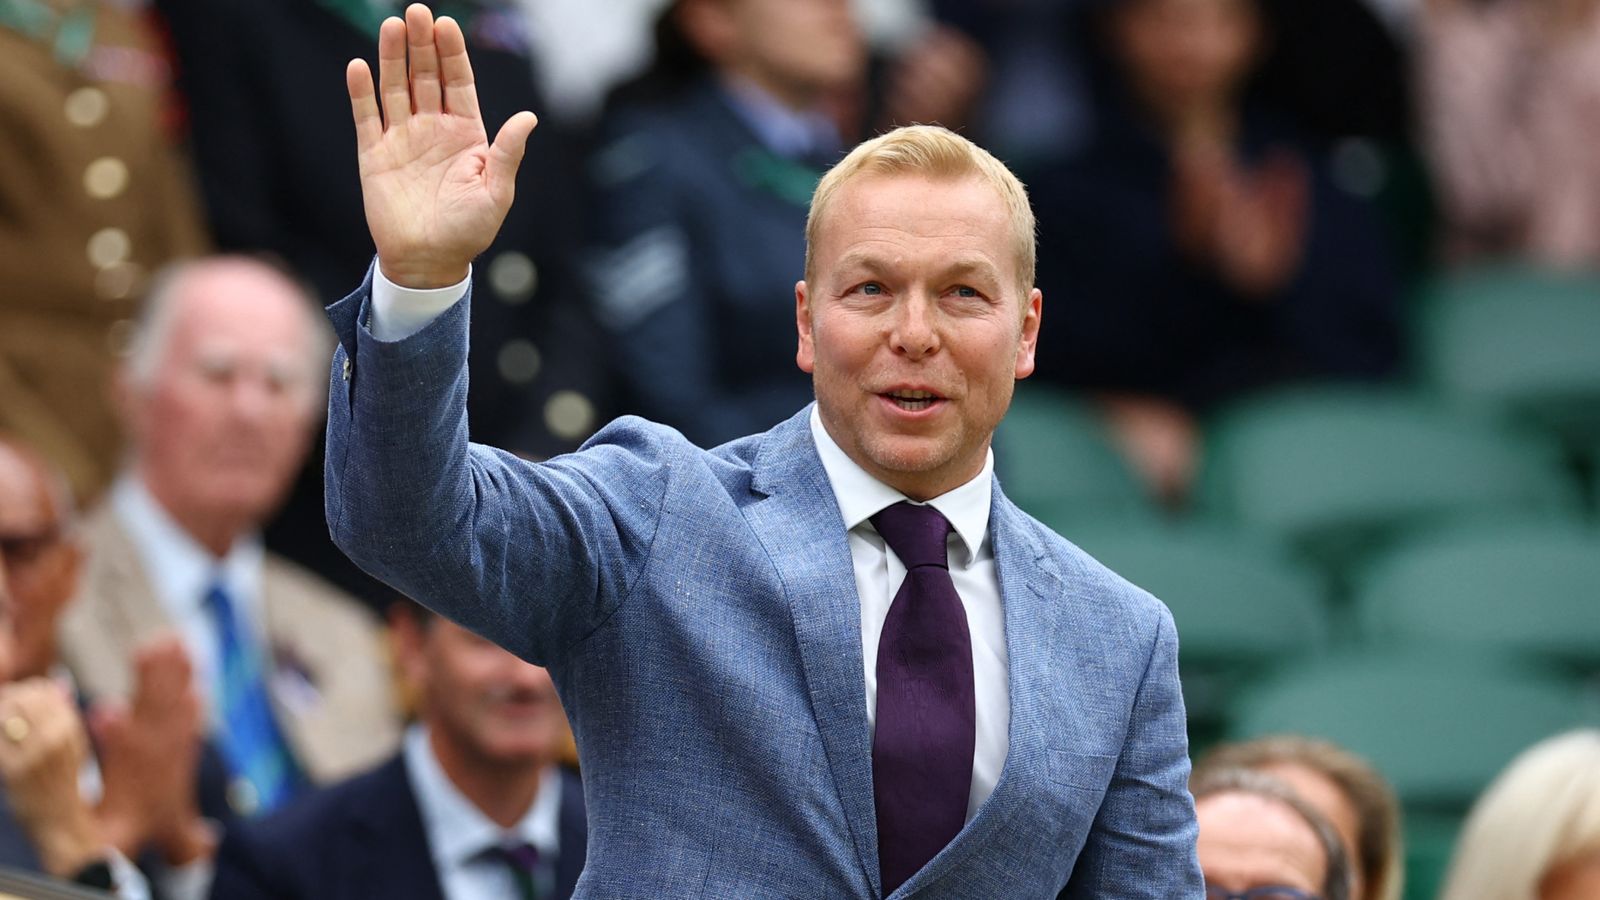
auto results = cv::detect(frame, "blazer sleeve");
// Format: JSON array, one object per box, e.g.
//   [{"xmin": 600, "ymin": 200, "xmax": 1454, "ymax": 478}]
[
  {"xmin": 1061, "ymin": 608, "xmax": 1203, "ymax": 897},
  {"xmin": 323, "ymin": 269, "xmax": 673, "ymax": 665}
]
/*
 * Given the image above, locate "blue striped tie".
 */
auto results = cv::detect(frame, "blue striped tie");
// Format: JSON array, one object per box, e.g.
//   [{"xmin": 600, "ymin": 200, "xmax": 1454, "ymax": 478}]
[{"xmin": 203, "ymin": 580, "xmax": 301, "ymax": 813}]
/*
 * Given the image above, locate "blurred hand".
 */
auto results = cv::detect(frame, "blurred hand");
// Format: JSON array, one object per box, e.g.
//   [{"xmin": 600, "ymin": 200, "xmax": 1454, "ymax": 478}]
[
  {"xmin": 92, "ymin": 635, "xmax": 210, "ymax": 864},
  {"xmin": 880, "ymin": 25, "xmax": 988, "ymax": 131},
  {"xmin": 1172, "ymin": 144, "xmax": 1308, "ymax": 298},
  {"xmin": 0, "ymin": 679, "xmax": 102, "ymax": 877},
  {"xmin": 1098, "ymin": 394, "xmax": 1199, "ymax": 504},
  {"xmin": 348, "ymin": 3, "xmax": 538, "ymax": 288}
]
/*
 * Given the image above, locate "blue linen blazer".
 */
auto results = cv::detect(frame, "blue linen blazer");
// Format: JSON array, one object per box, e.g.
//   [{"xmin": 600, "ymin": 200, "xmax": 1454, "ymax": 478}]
[{"xmin": 323, "ymin": 274, "xmax": 1202, "ymax": 898}]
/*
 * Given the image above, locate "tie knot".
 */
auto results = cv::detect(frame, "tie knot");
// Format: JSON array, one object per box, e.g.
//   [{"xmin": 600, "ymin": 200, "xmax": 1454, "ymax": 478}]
[
  {"xmin": 484, "ymin": 841, "xmax": 541, "ymax": 874},
  {"xmin": 870, "ymin": 502, "xmax": 952, "ymax": 571}
]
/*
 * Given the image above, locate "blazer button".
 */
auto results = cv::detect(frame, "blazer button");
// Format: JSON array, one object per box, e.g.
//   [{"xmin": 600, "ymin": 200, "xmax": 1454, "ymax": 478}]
[{"xmin": 342, "ymin": 357, "xmax": 353, "ymax": 381}]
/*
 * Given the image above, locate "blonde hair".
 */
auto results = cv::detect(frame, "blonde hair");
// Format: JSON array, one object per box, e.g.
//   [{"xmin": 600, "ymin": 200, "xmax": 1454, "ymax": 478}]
[
  {"xmin": 1439, "ymin": 729, "xmax": 1600, "ymax": 900},
  {"xmin": 1197, "ymin": 736, "xmax": 1404, "ymax": 900},
  {"xmin": 804, "ymin": 125, "xmax": 1036, "ymax": 294}
]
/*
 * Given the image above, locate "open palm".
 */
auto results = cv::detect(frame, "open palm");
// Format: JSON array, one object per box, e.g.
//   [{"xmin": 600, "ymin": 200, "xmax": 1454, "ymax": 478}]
[{"xmin": 346, "ymin": 5, "xmax": 537, "ymax": 288}]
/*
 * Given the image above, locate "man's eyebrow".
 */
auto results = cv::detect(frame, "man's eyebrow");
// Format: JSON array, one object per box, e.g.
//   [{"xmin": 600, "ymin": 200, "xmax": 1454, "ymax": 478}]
[
  {"xmin": 830, "ymin": 253, "xmax": 1002, "ymax": 283},
  {"xmin": 940, "ymin": 258, "xmax": 1003, "ymax": 283}
]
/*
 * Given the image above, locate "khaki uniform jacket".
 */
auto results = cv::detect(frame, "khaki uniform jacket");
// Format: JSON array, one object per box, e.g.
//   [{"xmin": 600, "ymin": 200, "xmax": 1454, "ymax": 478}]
[
  {"xmin": 0, "ymin": 2, "xmax": 209, "ymax": 500},
  {"xmin": 60, "ymin": 503, "xmax": 400, "ymax": 790}
]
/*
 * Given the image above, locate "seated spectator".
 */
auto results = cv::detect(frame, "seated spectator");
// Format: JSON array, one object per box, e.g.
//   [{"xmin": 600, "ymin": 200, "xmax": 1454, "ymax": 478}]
[
  {"xmin": 583, "ymin": 0, "xmax": 865, "ymax": 447},
  {"xmin": 0, "ymin": 0, "xmax": 210, "ymax": 503},
  {"xmin": 1030, "ymin": 0, "xmax": 1402, "ymax": 499},
  {"xmin": 1418, "ymin": 0, "xmax": 1600, "ymax": 268},
  {"xmin": 1, "ymin": 435, "xmax": 220, "ymax": 898},
  {"xmin": 0, "ymin": 439, "xmax": 185, "ymax": 896},
  {"xmin": 210, "ymin": 601, "xmax": 585, "ymax": 899},
  {"xmin": 1439, "ymin": 729, "xmax": 1600, "ymax": 900},
  {"xmin": 59, "ymin": 258, "xmax": 400, "ymax": 822},
  {"xmin": 1198, "ymin": 735, "xmax": 1404, "ymax": 900},
  {"xmin": 1194, "ymin": 766, "xmax": 1354, "ymax": 900}
]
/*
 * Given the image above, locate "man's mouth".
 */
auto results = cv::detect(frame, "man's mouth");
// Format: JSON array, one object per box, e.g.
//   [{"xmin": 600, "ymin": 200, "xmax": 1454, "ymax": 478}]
[{"xmin": 883, "ymin": 389, "xmax": 943, "ymax": 411}]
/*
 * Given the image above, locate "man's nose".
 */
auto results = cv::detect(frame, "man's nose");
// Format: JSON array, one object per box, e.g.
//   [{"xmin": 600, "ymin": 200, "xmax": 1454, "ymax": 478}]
[{"xmin": 890, "ymin": 293, "xmax": 940, "ymax": 360}]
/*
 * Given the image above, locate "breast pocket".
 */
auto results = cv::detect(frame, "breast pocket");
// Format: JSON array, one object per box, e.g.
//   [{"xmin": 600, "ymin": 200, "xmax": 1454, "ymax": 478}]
[{"xmin": 1049, "ymin": 748, "xmax": 1119, "ymax": 796}]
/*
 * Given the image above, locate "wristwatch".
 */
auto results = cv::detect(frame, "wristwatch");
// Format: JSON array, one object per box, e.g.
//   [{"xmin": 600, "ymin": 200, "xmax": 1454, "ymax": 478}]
[{"xmin": 70, "ymin": 858, "xmax": 114, "ymax": 890}]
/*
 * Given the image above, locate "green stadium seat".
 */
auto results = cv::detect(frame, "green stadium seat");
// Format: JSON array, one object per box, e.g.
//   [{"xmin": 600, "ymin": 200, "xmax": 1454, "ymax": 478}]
[
  {"xmin": 1416, "ymin": 264, "xmax": 1600, "ymax": 448},
  {"xmin": 1354, "ymin": 522, "xmax": 1600, "ymax": 672},
  {"xmin": 1197, "ymin": 386, "xmax": 1580, "ymax": 569},
  {"xmin": 1227, "ymin": 650, "xmax": 1592, "ymax": 811},
  {"xmin": 1068, "ymin": 524, "xmax": 1331, "ymax": 740},
  {"xmin": 1401, "ymin": 812, "xmax": 1462, "ymax": 900},
  {"xmin": 995, "ymin": 386, "xmax": 1150, "ymax": 521}
]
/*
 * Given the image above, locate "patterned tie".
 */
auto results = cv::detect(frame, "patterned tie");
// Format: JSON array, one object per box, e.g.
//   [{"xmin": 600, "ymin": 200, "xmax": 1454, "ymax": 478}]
[
  {"xmin": 203, "ymin": 580, "xmax": 301, "ymax": 814},
  {"xmin": 482, "ymin": 842, "xmax": 546, "ymax": 900},
  {"xmin": 869, "ymin": 502, "xmax": 976, "ymax": 895}
]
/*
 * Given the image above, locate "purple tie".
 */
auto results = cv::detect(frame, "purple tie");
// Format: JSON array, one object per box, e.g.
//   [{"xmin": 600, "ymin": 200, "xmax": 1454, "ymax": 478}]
[{"xmin": 869, "ymin": 501, "xmax": 976, "ymax": 895}]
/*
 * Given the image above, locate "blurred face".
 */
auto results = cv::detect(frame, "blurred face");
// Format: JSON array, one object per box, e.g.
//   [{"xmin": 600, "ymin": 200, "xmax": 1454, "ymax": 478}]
[
  {"xmin": 1542, "ymin": 853, "xmax": 1600, "ymax": 900},
  {"xmin": 0, "ymin": 447, "xmax": 79, "ymax": 681},
  {"xmin": 685, "ymin": 0, "xmax": 864, "ymax": 106},
  {"xmin": 403, "ymin": 618, "xmax": 566, "ymax": 769},
  {"xmin": 1198, "ymin": 792, "xmax": 1328, "ymax": 897},
  {"xmin": 0, "ymin": 554, "xmax": 16, "ymax": 684},
  {"xmin": 125, "ymin": 262, "xmax": 319, "ymax": 538},
  {"xmin": 797, "ymin": 173, "xmax": 1041, "ymax": 501},
  {"xmin": 1112, "ymin": 0, "xmax": 1261, "ymax": 111},
  {"xmin": 1262, "ymin": 763, "xmax": 1366, "ymax": 900}
]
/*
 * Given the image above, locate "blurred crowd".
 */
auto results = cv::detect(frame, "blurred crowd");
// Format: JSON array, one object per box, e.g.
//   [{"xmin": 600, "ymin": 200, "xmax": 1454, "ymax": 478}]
[{"xmin": 2, "ymin": 0, "xmax": 1598, "ymax": 897}]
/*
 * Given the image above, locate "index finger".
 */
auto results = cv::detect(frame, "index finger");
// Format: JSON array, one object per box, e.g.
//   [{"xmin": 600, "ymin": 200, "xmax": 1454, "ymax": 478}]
[{"xmin": 435, "ymin": 16, "xmax": 480, "ymax": 120}]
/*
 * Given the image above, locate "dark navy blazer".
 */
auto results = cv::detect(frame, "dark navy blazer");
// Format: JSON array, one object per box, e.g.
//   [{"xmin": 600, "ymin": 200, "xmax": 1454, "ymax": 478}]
[{"xmin": 208, "ymin": 754, "xmax": 587, "ymax": 899}]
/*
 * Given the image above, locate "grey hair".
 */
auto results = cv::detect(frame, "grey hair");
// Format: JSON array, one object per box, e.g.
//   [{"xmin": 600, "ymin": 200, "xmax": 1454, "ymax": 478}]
[
  {"xmin": 1192, "ymin": 766, "xmax": 1356, "ymax": 900},
  {"xmin": 122, "ymin": 256, "xmax": 334, "ymax": 409}
]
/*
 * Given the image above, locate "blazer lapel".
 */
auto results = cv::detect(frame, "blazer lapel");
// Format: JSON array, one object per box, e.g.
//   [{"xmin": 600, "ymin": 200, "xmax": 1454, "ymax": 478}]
[
  {"xmin": 892, "ymin": 487, "xmax": 1066, "ymax": 898},
  {"xmin": 742, "ymin": 407, "xmax": 881, "ymax": 897},
  {"xmin": 348, "ymin": 756, "xmax": 446, "ymax": 900}
]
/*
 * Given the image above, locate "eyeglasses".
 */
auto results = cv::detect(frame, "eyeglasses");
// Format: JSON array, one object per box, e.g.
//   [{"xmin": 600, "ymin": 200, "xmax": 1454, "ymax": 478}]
[
  {"xmin": 1205, "ymin": 887, "xmax": 1321, "ymax": 900},
  {"xmin": 0, "ymin": 528, "xmax": 63, "ymax": 566}
]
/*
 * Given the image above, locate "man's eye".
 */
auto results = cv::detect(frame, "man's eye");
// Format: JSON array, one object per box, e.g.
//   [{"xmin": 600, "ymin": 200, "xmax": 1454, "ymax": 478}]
[
  {"xmin": 860, "ymin": 282, "xmax": 883, "ymax": 295},
  {"xmin": 953, "ymin": 285, "xmax": 979, "ymax": 298}
]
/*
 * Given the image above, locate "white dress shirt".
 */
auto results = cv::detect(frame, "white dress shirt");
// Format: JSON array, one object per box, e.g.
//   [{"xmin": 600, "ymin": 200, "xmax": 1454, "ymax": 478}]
[
  {"xmin": 807, "ymin": 407, "xmax": 1009, "ymax": 821},
  {"xmin": 110, "ymin": 474, "xmax": 267, "ymax": 724},
  {"xmin": 403, "ymin": 726, "xmax": 562, "ymax": 900},
  {"xmin": 372, "ymin": 269, "xmax": 1011, "ymax": 820}
]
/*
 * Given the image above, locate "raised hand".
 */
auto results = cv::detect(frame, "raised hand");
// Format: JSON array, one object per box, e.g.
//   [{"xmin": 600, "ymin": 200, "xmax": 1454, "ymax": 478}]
[
  {"xmin": 92, "ymin": 635, "xmax": 210, "ymax": 864},
  {"xmin": 347, "ymin": 3, "xmax": 538, "ymax": 288}
]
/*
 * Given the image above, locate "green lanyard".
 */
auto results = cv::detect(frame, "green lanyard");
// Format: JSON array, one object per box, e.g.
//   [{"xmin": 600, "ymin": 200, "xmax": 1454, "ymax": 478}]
[
  {"xmin": 732, "ymin": 147, "xmax": 824, "ymax": 209},
  {"xmin": 314, "ymin": 0, "xmax": 486, "ymax": 38},
  {"xmin": 0, "ymin": 0, "xmax": 97, "ymax": 68}
]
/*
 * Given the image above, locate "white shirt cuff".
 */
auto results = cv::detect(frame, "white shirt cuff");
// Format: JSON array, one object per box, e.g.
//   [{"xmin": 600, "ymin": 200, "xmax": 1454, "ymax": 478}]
[{"xmin": 370, "ymin": 262, "xmax": 472, "ymax": 342}]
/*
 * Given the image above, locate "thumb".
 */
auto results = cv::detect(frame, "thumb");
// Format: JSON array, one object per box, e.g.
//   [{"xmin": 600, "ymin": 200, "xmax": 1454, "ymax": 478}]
[
  {"xmin": 487, "ymin": 111, "xmax": 539, "ymax": 197},
  {"xmin": 87, "ymin": 700, "xmax": 128, "ymax": 745}
]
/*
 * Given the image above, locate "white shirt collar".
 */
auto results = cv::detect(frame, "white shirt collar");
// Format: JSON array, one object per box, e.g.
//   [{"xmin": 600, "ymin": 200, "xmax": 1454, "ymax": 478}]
[
  {"xmin": 403, "ymin": 725, "xmax": 561, "ymax": 871},
  {"xmin": 808, "ymin": 405, "xmax": 993, "ymax": 566},
  {"xmin": 110, "ymin": 473, "xmax": 264, "ymax": 616}
]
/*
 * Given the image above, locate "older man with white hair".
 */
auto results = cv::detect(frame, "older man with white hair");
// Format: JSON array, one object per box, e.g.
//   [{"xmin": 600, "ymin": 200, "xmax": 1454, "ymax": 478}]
[{"xmin": 60, "ymin": 256, "xmax": 400, "ymax": 827}]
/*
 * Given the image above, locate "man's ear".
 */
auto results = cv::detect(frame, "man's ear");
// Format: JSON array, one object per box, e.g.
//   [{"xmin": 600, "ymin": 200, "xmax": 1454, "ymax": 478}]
[
  {"xmin": 795, "ymin": 280, "xmax": 816, "ymax": 374},
  {"xmin": 387, "ymin": 607, "xmax": 429, "ymax": 708},
  {"xmin": 1015, "ymin": 287, "xmax": 1042, "ymax": 380}
]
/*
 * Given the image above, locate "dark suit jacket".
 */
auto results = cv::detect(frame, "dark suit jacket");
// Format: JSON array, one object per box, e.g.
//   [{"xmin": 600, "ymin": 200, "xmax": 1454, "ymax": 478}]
[{"xmin": 208, "ymin": 753, "xmax": 586, "ymax": 899}]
